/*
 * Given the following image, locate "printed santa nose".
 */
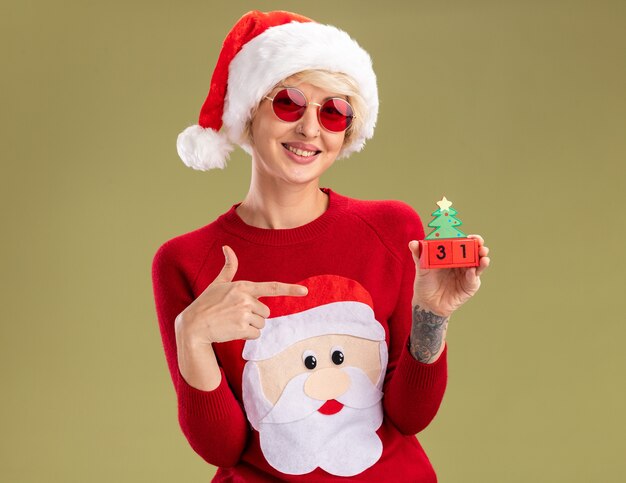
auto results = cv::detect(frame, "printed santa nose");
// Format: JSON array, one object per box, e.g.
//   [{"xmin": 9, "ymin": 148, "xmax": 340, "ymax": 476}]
[{"xmin": 303, "ymin": 367, "xmax": 350, "ymax": 401}]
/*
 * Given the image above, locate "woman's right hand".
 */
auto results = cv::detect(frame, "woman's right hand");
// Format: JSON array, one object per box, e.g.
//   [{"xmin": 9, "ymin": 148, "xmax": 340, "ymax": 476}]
[
  {"xmin": 175, "ymin": 245, "xmax": 308, "ymax": 345},
  {"xmin": 174, "ymin": 245, "xmax": 308, "ymax": 391}
]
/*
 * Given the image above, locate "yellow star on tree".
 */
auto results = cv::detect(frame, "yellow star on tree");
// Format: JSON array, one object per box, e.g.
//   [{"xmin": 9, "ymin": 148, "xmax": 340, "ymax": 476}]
[{"xmin": 436, "ymin": 196, "xmax": 453, "ymax": 211}]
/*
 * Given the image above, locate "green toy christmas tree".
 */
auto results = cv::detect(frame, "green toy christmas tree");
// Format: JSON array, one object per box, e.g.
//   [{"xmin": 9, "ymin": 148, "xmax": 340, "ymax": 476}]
[
  {"xmin": 419, "ymin": 196, "xmax": 479, "ymax": 269},
  {"xmin": 425, "ymin": 196, "xmax": 467, "ymax": 240}
]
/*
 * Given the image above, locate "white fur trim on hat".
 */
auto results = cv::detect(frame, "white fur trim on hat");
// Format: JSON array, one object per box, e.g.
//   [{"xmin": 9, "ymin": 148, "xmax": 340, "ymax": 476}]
[
  {"xmin": 224, "ymin": 21, "xmax": 378, "ymax": 159},
  {"xmin": 176, "ymin": 125, "xmax": 234, "ymax": 171},
  {"xmin": 243, "ymin": 301, "xmax": 385, "ymax": 361}
]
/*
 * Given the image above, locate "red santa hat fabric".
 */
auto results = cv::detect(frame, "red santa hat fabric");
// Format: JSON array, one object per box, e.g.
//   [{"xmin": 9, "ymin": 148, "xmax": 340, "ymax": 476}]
[
  {"xmin": 177, "ymin": 10, "xmax": 379, "ymax": 171},
  {"xmin": 243, "ymin": 274, "xmax": 385, "ymax": 361}
]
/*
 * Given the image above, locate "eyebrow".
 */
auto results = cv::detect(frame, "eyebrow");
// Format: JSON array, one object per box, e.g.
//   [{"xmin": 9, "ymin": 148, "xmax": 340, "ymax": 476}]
[{"xmin": 275, "ymin": 85, "xmax": 348, "ymax": 102}]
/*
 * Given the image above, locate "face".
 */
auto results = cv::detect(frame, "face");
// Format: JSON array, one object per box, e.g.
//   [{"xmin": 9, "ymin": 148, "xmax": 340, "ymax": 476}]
[{"xmin": 249, "ymin": 79, "xmax": 347, "ymax": 187}]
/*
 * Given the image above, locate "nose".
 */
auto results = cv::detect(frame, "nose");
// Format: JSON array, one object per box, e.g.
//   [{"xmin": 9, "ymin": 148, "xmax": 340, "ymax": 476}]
[
  {"xmin": 296, "ymin": 103, "xmax": 322, "ymax": 138},
  {"xmin": 303, "ymin": 367, "xmax": 350, "ymax": 400}
]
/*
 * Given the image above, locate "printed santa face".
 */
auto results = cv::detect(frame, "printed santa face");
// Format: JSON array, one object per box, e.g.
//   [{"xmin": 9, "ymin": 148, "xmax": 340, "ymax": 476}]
[{"xmin": 242, "ymin": 275, "xmax": 389, "ymax": 477}]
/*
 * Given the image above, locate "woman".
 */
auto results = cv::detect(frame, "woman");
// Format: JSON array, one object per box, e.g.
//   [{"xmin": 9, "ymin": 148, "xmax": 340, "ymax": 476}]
[{"xmin": 152, "ymin": 10, "xmax": 490, "ymax": 482}]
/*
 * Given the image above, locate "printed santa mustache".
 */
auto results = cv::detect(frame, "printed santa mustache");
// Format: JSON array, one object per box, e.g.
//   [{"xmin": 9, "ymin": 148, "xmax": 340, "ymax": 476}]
[
  {"xmin": 242, "ymin": 364, "xmax": 385, "ymax": 476},
  {"xmin": 260, "ymin": 366, "xmax": 382, "ymax": 424}
]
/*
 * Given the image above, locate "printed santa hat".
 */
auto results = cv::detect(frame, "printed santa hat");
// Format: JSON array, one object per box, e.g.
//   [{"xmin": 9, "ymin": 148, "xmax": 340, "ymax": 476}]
[
  {"xmin": 177, "ymin": 10, "xmax": 379, "ymax": 171},
  {"xmin": 243, "ymin": 274, "xmax": 386, "ymax": 361}
]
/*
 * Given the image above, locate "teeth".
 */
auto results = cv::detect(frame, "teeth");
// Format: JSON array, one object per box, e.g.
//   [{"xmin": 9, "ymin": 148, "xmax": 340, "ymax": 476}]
[{"xmin": 286, "ymin": 145, "xmax": 317, "ymax": 157}]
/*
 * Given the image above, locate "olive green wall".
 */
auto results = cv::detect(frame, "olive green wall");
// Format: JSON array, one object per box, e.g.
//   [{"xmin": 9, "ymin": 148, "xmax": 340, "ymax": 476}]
[{"xmin": 2, "ymin": 1, "xmax": 624, "ymax": 481}]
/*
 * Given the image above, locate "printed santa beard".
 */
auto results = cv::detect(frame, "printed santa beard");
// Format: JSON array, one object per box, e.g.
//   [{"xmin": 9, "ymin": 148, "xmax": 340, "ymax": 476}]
[{"xmin": 243, "ymin": 363, "xmax": 385, "ymax": 477}]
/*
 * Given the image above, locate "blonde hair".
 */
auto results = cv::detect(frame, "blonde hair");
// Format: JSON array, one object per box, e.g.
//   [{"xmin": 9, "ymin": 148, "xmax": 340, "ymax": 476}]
[{"xmin": 243, "ymin": 69, "xmax": 366, "ymax": 147}]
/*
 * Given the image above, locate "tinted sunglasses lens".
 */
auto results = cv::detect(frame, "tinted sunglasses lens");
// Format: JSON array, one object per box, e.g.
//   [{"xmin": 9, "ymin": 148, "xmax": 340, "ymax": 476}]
[
  {"xmin": 319, "ymin": 99, "xmax": 354, "ymax": 132},
  {"xmin": 272, "ymin": 89, "xmax": 306, "ymax": 121}
]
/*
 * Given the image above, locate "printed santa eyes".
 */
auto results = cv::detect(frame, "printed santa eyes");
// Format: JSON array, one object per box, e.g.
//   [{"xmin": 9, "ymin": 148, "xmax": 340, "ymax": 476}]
[
  {"xmin": 331, "ymin": 346, "xmax": 344, "ymax": 365},
  {"xmin": 303, "ymin": 350, "xmax": 317, "ymax": 370},
  {"xmin": 302, "ymin": 347, "xmax": 345, "ymax": 369}
]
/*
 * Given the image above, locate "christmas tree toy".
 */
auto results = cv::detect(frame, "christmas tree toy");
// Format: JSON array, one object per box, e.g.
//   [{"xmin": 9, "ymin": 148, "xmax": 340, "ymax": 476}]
[{"xmin": 419, "ymin": 196, "xmax": 480, "ymax": 269}]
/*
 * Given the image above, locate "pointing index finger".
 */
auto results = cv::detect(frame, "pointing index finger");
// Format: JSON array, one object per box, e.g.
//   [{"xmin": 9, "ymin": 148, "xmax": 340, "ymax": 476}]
[{"xmin": 248, "ymin": 281, "xmax": 309, "ymax": 298}]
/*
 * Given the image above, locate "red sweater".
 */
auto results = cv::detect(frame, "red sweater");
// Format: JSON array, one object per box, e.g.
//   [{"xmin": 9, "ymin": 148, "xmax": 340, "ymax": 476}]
[{"xmin": 152, "ymin": 187, "xmax": 448, "ymax": 482}]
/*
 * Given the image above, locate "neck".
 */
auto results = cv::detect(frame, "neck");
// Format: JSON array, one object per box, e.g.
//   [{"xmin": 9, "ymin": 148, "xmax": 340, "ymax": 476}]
[{"xmin": 236, "ymin": 177, "xmax": 329, "ymax": 230}]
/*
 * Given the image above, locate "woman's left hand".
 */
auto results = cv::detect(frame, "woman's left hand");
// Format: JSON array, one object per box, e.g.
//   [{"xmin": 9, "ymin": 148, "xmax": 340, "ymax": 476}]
[{"xmin": 408, "ymin": 234, "xmax": 490, "ymax": 318}]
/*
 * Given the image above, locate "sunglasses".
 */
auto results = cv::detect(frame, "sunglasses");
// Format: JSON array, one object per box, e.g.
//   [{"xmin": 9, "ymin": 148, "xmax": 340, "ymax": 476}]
[{"xmin": 264, "ymin": 87, "xmax": 355, "ymax": 133}]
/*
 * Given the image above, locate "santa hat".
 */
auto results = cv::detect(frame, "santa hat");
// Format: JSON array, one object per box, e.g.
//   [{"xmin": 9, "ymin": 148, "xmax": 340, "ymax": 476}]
[
  {"xmin": 243, "ymin": 274, "xmax": 386, "ymax": 361},
  {"xmin": 177, "ymin": 10, "xmax": 379, "ymax": 171}
]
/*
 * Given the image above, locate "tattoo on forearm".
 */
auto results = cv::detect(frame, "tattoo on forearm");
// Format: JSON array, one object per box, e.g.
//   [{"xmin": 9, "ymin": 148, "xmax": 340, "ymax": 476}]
[{"xmin": 409, "ymin": 305, "xmax": 449, "ymax": 363}]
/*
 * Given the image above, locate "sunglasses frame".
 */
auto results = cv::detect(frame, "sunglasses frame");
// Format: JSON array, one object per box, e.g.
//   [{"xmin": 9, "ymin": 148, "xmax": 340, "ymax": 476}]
[{"xmin": 264, "ymin": 86, "xmax": 356, "ymax": 133}]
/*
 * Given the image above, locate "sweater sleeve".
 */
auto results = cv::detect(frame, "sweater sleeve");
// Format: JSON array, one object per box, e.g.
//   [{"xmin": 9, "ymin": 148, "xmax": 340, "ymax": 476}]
[
  {"xmin": 151, "ymin": 240, "xmax": 249, "ymax": 467},
  {"xmin": 382, "ymin": 204, "xmax": 448, "ymax": 435}
]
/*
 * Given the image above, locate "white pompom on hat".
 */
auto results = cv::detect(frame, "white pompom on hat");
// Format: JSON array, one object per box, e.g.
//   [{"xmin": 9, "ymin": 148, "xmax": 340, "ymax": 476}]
[{"xmin": 177, "ymin": 10, "xmax": 379, "ymax": 171}]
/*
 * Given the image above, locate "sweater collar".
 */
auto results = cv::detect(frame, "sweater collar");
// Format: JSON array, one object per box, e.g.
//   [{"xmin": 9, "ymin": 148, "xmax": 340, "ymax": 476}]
[{"xmin": 218, "ymin": 187, "xmax": 348, "ymax": 246}]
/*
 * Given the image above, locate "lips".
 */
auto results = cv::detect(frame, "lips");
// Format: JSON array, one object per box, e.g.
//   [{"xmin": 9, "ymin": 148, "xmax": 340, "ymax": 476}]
[
  {"xmin": 317, "ymin": 399, "xmax": 344, "ymax": 415},
  {"xmin": 283, "ymin": 143, "xmax": 320, "ymax": 157},
  {"xmin": 282, "ymin": 142, "xmax": 321, "ymax": 154},
  {"xmin": 281, "ymin": 143, "xmax": 320, "ymax": 164}
]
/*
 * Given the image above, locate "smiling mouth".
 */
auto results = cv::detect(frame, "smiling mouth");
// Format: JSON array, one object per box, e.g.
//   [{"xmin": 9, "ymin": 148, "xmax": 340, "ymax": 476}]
[{"xmin": 282, "ymin": 143, "xmax": 321, "ymax": 157}]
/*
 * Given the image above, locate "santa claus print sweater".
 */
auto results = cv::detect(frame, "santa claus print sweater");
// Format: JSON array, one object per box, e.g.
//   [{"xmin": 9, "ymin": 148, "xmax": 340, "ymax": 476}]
[{"xmin": 152, "ymin": 187, "xmax": 448, "ymax": 482}]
